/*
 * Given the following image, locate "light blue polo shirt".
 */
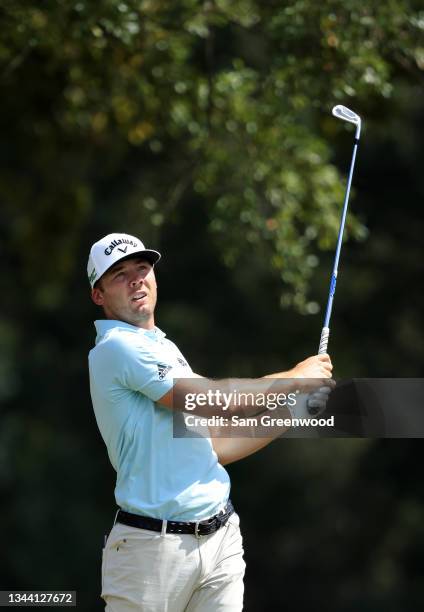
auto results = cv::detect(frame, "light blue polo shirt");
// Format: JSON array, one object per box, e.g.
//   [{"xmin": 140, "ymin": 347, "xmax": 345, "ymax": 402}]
[{"xmin": 88, "ymin": 319, "xmax": 230, "ymax": 521}]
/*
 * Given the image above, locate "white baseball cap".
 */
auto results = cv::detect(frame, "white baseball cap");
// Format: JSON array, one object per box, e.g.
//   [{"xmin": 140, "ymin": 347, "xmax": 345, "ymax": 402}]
[{"xmin": 87, "ymin": 233, "xmax": 161, "ymax": 288}]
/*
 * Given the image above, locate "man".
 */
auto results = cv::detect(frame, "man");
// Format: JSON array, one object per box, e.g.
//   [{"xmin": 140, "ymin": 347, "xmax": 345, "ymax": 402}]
[{"xmin": 87, "ymin": 232, "xmax": 332, "ymax": 611}]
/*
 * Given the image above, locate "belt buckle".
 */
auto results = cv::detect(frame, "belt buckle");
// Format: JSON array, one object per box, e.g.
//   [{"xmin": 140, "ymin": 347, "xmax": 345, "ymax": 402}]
[
  {"xmin": 194, "ymin": 510, "xmax": 227, "ymax": 538},
  {"xmin": 215, "ymin": 514, "xmax": 223, "ymax": 530}
]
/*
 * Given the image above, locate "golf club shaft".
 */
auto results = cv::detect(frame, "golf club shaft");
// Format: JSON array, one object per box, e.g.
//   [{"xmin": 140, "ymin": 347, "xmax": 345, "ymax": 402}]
[{"xmin": 318, "ymin": 137, "xmax": 360, "ymax": 354}]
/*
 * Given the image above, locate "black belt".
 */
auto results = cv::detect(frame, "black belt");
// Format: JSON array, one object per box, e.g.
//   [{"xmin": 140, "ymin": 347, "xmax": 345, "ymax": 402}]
[{"xmin": 116, "ymin": 501, "xmax": 234, "ymax": 537}]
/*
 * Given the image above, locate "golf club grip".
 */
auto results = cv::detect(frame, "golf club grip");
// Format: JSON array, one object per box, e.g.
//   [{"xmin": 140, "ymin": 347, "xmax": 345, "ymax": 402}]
[{"xmin": 318, "ymin": 326, "xmax": 330, "ymax": 354}]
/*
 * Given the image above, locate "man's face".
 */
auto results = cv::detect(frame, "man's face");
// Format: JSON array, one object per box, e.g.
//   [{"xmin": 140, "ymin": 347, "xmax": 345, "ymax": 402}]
[{"xmin": 91, "ymin": 256, "xmax": 157, "ymax": 329}]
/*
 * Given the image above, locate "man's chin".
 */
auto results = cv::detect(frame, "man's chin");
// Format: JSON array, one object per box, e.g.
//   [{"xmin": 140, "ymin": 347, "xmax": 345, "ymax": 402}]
[
  {"xmin": 128, "ymin": 308, "xmax": 154, "ymax": 327},
  {"xmin": 133, "ymin": 304, "xmax": 151, "ymax": 318}
]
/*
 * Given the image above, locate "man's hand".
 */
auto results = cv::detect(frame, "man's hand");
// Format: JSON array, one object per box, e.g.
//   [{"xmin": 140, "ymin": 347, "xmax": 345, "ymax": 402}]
[
  {"xmin": 263, "ymin": 353, "xmax": 334, "ymax": 394},
  {"xmin": 290, "ymin": 355, "xmax": 333, "ymax": 416},
  {"xmin": 289, "ymin": 354, "xmax": 333, "ymax": 379},
  {"xmin": 289, "ymin": 355, "xmax": 334, "ymax": 417},
  {"xmin": 306, "ymin": 385, "xmax": 333, "ymax": 416}
]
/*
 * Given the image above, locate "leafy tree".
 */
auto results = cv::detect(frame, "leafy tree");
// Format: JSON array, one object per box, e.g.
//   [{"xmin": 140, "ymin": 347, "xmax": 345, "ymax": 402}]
[{"xmin": 1, "ymin": 0, "xmax": 422, "ymax": 311}]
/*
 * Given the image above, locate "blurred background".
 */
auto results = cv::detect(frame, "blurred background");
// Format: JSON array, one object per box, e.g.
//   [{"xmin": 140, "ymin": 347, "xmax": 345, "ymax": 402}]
[{"xmin": 1, "ymin": 1, "xmax": 424, "ymax": 610}]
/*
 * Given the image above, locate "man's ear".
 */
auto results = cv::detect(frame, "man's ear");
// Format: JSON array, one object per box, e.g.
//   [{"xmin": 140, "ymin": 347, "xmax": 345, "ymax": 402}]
[{"xmin": 91, "ymin": 286, "xmax": 104, "ymax": 306}]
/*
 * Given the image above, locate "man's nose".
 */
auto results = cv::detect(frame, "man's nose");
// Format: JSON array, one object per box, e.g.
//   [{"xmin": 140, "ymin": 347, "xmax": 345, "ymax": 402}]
[{"xmin": 130, "ymin": 272, "xmax": 144, "ymax": 286}]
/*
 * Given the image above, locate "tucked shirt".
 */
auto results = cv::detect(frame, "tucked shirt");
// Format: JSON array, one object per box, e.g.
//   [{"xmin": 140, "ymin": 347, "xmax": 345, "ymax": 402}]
[{"xmin": 88, "ymin": 319, "xmax": 231, "ymax": 521}]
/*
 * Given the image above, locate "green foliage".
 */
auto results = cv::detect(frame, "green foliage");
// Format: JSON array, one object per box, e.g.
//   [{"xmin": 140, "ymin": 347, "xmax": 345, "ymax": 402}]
[{"xmin": 1, "ymin": 0, "xmax": 422, "ymax": 309}]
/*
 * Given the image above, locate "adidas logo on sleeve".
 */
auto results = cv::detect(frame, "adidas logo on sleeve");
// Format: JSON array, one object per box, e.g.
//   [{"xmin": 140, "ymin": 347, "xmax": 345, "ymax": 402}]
[{"xmin": 157, "ymin": 364, "xmax": 172, "ymax": 381}]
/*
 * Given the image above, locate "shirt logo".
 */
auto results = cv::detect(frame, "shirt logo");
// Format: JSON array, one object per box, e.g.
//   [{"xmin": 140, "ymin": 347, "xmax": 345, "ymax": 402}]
[
  {"xmin": 177, "ymin": 357, "xmax": 188, "ymax": 367},
  {"xmin": 158, "ymin": 363, "xmax": 172, "ymax": 380}
]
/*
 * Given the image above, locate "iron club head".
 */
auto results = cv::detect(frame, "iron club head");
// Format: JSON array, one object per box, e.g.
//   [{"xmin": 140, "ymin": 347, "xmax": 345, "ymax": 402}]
[{"xmin": 332, "ymin": 104, "xmax": 361, "ymax": 139}]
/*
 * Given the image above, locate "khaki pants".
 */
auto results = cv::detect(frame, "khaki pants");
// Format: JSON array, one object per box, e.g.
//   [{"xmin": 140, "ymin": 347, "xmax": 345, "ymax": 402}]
[{"xmin": 101, "ymin": 513, "xmax": 245, "ymax": 611}]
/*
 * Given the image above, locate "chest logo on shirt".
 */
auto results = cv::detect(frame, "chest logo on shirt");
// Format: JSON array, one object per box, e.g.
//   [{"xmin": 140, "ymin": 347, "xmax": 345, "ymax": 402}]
[
  {"xmin": 177, "ymin": 357, "xmax": 188, "ymax": 367},
  {"xmin": 157, "ymin": 363, "xmax": 172, "ymax": 380}
]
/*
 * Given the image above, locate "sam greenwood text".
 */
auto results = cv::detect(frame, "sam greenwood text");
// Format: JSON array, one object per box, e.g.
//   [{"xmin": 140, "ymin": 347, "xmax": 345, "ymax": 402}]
[{"xmin": 184, "ymin": 415, "xmax": 335, "ymax": 428}]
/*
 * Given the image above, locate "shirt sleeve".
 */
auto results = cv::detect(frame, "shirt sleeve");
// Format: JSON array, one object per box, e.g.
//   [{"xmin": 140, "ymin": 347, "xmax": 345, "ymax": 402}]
[{"xmin": 103, "ymin": 333, "xmax": 183, "ymax": 401}]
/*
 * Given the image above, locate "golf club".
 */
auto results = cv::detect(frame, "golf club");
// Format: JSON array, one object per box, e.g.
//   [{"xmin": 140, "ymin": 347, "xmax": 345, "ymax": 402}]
[
  {"xmin": 308, "ymin": 104, "xmax": 361, "ymax": 415},
  {"xmin": 318, "ymin": 104, "xmax": 361, "ymax": 354}
]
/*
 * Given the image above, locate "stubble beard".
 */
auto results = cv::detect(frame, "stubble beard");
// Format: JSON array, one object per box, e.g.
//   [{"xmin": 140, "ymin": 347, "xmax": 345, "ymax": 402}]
[
  {"xmin": 103, "ymin": 288, "xmax": 157, "ymax": 328},
  {"xmin": 127, "ymin": 294, "xmax": 156, "ymax": 328}
]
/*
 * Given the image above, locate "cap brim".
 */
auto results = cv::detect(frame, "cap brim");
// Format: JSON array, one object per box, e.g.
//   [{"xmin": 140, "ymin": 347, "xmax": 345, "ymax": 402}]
[
  {"xmin": 116, "ymin": 250, "xmax": 161, "ymax": 266},
  {"xmin": 94, "ymin": 249, "xmax": 161, "ymax": 287}
]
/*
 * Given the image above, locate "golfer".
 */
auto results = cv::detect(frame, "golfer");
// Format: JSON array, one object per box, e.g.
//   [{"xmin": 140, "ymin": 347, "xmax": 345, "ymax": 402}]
[{"xmin": 87, "ymin": 232, "xmax": 332, "ymax": 611}]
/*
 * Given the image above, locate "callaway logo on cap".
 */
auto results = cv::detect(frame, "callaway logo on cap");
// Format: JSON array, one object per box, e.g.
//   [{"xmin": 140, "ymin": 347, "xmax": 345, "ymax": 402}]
[{"xmin": 87, "ymin": 233, "xmax": 161, "ymax": 288}]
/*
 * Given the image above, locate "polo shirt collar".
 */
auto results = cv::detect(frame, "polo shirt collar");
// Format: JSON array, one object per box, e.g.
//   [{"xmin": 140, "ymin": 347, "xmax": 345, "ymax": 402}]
[{"xmin": 94, "ymin": 319, "xmax": 166, "ymax": 343}]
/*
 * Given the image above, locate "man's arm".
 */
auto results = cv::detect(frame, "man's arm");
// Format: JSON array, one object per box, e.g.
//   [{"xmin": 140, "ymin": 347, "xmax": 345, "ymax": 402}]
[
  {"xmin": 157, "ymin": 354, "xmax": 333, "ymax": 465},
  {"xmin": 157, "ymin": 353, "xmax": 333, "ymax": 417},
  {"xmin": 211, "ymin": 435, "xmax": 280, "ymax": 466},
  {"xmin": 208, "ymin": 386, "xmax": 333, "ymax": 465},
  {"xmin": 209, "ymin": 413, "xmax": 288, "ymax": 465}
]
